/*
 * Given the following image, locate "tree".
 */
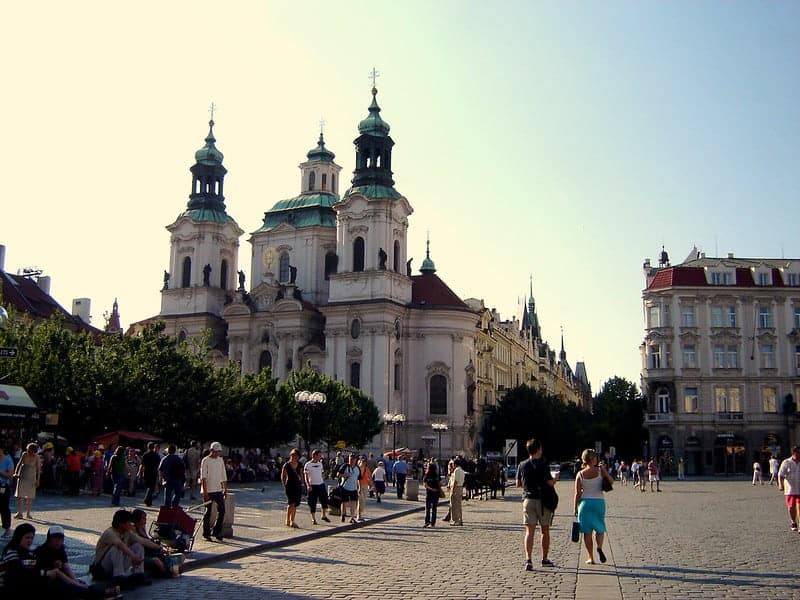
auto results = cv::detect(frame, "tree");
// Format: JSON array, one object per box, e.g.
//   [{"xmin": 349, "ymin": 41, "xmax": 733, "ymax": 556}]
[{"xmin": 591, "ymin": 376, "xmax": 646, "ymax": 459}]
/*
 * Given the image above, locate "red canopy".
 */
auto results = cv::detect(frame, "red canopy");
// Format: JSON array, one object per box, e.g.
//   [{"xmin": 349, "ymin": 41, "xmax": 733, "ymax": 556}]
[{"xmin": 92, "ymin": 430, "xmax": 162, "ymax": 449}]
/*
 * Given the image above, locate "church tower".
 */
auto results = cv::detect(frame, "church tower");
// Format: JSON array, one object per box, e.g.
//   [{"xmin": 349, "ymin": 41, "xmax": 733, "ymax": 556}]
[
  {"xmin": 327, "ymin": 83, "xmax": 413, "ymax": 305},
  {"xmin": 161, "ymin": 114, "xmax": 244, "ymax": 317}
]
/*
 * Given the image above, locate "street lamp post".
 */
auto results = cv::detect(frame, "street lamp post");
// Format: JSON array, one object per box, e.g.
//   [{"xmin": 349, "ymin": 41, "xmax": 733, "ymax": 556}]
[
  {"xmin": 431, "ymin": 422, "xmax": 448, "ymax": 461},
  {"xmin": 295, "ymin": 390, "xmax": 326, "ymax": 454},
  {"xmin": 383, "ymin": 412, "xmax": 406, "ymax": 460}
]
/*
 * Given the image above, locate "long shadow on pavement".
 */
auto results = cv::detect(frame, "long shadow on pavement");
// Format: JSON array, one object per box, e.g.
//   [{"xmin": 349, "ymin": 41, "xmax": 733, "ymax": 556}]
[{"xmin": 615, "ymin": 564, "xmax": 797, "ymax": 591}]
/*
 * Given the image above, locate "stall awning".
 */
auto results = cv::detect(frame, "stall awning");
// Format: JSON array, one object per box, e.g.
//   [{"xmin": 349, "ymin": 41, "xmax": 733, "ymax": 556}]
[{"xmin": 0, "ymin": 384, "xmax": 38, "ymax": 418}]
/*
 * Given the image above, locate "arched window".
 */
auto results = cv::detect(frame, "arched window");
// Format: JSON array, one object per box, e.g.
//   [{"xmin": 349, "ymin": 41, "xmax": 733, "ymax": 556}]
[
  {"xmin": 220, "ymin": 259, "xmax": 228, "ymax": 289},
  {"xmin": 279, "ymin": 252, "xmax": 290, "ymax": 283},
  {"xmin": 353, "ymin": 237, "xmax": 365, "ymax": 272},
  {"xmin": 430, "ymin": 374, "xmax": 447, "ymax": 415},
  {"xmin": 350, "ymin": 362, "xmax": 361, "ymax": 389},
  {"xmin": 321, "ymin": 173, "xmax": 327, "ymax": 191},
  {"xmin": 259, "ymin": 350, "xmax": 272, "ymax": 372},
  {"xmin": 181, "ymin": 257, "xmax": 192, "ymax": 287},
  {"xmin": 393, "ymin": 240, "xmax": 400, "ymax": 272},
  {"xmin": 331, "ymin": 174, "xmax": 336, "ymax": 191},
  {"xmin": 308, "ymin": 171, "xmax": 316, "ymax": 191},
  {"xmin": 324, "ymin": 252, "xmax": 337, "ymax": 280}
]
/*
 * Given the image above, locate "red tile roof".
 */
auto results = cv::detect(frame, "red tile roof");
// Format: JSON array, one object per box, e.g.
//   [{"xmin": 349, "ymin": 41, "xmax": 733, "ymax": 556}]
[
  {"xmin": 647, "ymin": 267, "xmax": 708, "ymax": 290},
  {"xmin": 411, "ymin": 273, "xmax": 470, "ymax": 309},
  {"xmin": 734, "ymin": 268, "xmax": 755, "ymax": 287},
  {"xmin": 1, "ymin": 271, "xmax": 101, "ymax": 334}
]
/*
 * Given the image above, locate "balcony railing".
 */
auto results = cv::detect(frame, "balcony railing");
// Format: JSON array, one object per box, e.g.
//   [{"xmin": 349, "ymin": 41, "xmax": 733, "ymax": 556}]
[
  {"xmin": 715, "ymin": 412, "xmax": 744, "ymax": 422},
  {"xmin": 645, "ymin": 413, "xmax": 674, "ymax": 423}
]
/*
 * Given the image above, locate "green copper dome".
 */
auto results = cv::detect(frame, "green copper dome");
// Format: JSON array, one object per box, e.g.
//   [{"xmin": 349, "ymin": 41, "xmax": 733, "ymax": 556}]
[
  {"xmin": 307, "ymin": 132, "xmax": 335, "ymax": 162},
  {"xmin": 358, "ymin": 87, "xmax": 390, "ymax": 137},
  {"xmin": 420, "ymin": 237, "xmax": 436, "ymax": 274},
  {"xmin": 194, "ymin": 120, "xmax": 224, "ymax": 165}
]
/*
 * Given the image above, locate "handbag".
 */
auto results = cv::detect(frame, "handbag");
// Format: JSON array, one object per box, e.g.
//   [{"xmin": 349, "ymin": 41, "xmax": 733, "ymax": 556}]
[
  {"xmin": 602, "ymin": 476, "xmax": 613, "ymax": 492},
  {"xmin": 571, "ymin": 520, "xmax": 581, "ymax": 543}
]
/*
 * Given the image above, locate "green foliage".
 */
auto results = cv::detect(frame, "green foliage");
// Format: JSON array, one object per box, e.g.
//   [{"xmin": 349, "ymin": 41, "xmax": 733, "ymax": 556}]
[
  {"xmin": 591, "ymin": 376, "xmax": 646, "ymax": 458},
  {"xmin": 480, "ymin": 385, "xmax": 591, "ymax": 460}
]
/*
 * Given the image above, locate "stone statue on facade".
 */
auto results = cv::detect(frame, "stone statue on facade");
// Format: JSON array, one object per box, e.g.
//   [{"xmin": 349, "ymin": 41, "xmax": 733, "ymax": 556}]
[
  {"xmin": 289, "ymin": 264, "xmax": 298, "ymax": 284},
  {"xmin": 379, "ymin": 247, "xmax": 387, "ymax": 270},
  {"xmin": 406, "ymin": 258, "xmax": 413, "ymax": 276},
  {"xmin": 202, "ymin": 264, "xmax": 211, "ymax": 286},
  {"xmin": 163, "ymin": 270, "xmax": 170, "ymax": 290},
  {"xmin": 238, "ymin": 269, "xmax": 246, "ymax": 291}
]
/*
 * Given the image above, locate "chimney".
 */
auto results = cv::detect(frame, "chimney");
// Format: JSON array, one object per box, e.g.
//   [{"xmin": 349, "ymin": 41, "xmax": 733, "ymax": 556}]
[
  {"xmin": 37, "ymin": 275, "xmax": 52, "ymax": 295},
  {"xmin": 72, "ymin": 298, "xmax": 91, "ymax": 324},
  {"xmin": 0, "ymin": 245, "xmax": 5, "ymax": 272},
  {"xmin": 727, "ymin": 252, "xmax": 734, "ymax": 259}
]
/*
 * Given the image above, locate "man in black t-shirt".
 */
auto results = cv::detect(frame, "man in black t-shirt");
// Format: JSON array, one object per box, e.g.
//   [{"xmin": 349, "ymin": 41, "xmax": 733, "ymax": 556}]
[
  {"xmin": 516, "ymin": 439, "xmax": 556, "ymax": 570},
  {"xmin": 138, "ymin": 443, "xmax": 161, "ymax": 507}
]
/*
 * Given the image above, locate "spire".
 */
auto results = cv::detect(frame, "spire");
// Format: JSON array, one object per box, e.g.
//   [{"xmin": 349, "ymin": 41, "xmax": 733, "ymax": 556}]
[
  {"xmin": 528, "ymin": 275, "xmax": 540, "ymax": 339},
  {"xmin": 352, "ymin": 73, "xmax": 395, "ymax": 188},
  {"xmin": 307, "ymin": 121, "xmax": 335, "ymax": 162},
  {"xmin": 187, "ymin": 107, "xmax": 228, "ymax": 214},
  {"xmin": 104, "ymin": 298, "xmax": 122, "ymax": 334},
  {"xmin": 420, "ymin": 233, "xmax": 436, "ymax": 274},
  {"xmin": 559, "ymin": 326, "xmax": 567, "ymax": 362}
]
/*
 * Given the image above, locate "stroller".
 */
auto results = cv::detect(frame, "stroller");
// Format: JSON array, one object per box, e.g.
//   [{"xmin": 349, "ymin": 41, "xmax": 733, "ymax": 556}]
[{"xmin": 149, "ymin": 502, "xmax": 208, "ymax": 552}]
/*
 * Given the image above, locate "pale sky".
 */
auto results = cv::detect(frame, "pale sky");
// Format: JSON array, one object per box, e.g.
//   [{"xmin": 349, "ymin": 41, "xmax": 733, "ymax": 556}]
[{"xmin": 2, "ymin": 2, "xmax": 798, "ymax": 393}]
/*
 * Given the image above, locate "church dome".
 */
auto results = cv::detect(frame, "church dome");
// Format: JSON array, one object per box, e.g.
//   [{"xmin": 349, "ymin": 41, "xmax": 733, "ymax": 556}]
[
  {"xmin": 358, "ymin": 87, "xmax": 391, "ymax": 137},
  {"xmin": 195, "ymin": 120, "xmax": 224, "ymax": 165},
  {"xmin": 306, "ymin": 132, "xmax": 335, "ymax": 162}
]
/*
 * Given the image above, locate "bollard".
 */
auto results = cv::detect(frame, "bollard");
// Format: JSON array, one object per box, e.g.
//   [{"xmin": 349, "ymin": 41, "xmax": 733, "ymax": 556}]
[{"xmin": 405, "ymin": 479, "xmax": 419, "ymax": 501}]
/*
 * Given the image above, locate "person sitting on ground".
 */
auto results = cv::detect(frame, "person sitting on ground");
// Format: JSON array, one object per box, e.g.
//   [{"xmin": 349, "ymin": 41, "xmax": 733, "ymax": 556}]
[
  {"xmin": 130, "ymin": 509, "xmax": 173, "ymax": 578},
  {"xmin": 34, "ymin": 525, "xmax": 122, "ymax": 599},
  {"xmin": 91, "ymin": 509, "xmax": 157, "ymax": 590},
  {"xmin": 1, "ymin": 522, "xmax": 47, "ymax": 594}
]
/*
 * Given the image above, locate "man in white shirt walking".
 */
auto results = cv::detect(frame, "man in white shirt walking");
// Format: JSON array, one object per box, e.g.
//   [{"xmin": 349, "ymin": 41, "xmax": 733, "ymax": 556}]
[
  {"xmin": 448, "ymin": 460, "xmax": 466, "ymax": 526},
  {"xmin": 200, "ymin": 442, "xmax": 228, "ymax": 542},
  {"xmin": 778, "ymin": 446, "xmax": 800, "ymax": 532}
]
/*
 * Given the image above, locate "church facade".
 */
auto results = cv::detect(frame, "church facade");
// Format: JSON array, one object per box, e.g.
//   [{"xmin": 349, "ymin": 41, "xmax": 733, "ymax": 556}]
[{"xmin": 133, "ymin": 86, "xmax": 590, "ymax": 457}]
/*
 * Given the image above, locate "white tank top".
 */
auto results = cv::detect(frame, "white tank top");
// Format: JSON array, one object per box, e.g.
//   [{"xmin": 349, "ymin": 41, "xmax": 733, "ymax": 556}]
[{"xmin": 579, "ymin": 471, "xmax": 604, "ymax": 499}]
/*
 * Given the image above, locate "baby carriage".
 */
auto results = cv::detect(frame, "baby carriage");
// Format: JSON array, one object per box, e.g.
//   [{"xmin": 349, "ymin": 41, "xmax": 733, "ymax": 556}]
[{"xmin": 149, "ymin": 502, "xmax": 208, "ymax": 552}]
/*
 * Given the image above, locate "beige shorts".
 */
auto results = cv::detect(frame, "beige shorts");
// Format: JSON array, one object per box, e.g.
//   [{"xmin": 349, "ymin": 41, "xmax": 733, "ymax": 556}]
[{"xmin": 523, "ymin": 498, "xmax": 553, "ymax": 527}]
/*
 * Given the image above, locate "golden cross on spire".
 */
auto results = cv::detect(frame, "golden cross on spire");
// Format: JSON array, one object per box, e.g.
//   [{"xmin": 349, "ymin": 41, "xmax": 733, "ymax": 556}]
[
  {"xmin": 209, "ymin": 102, "xmax": 217, "ymax": 122},
  {"xmin": 369, "ymin": 67, "xmax": 380, "ymax": 88}
]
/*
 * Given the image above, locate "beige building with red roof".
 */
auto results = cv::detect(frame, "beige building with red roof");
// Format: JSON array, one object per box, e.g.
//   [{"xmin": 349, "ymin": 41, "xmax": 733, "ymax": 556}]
[{"xmin": 641, "ymin": 247, "xmax": 800, "ymax": 476}]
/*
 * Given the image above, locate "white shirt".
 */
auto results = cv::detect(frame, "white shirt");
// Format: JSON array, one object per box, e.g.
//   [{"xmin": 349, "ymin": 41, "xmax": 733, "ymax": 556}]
[
  {"xmin": 770, "ymin": 457, "xmax": 780, "ymax": 474},
  {"xmin": 372, "ymin": 466, "xmax": 386, "ymax": 482},
  {"xmin": 450, "ymin": 466, "xmax": 465, "ymax": 487},
  {"xmin": 200, "ymin": 455, "xmax": 227, "ymax": 493},
  {"xmin": 304, "ymin": 460, "xmax": 325, "ymax": 485},
  {"xmin": 779, "ymin": 457, "xmax": 800, "ymax": 496}
]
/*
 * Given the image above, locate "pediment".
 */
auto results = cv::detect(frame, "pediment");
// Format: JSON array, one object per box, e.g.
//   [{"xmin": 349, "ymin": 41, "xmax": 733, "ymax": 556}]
[{"xmin": 273, "ymin": 298, "xmax": 304, "ymax": 313}]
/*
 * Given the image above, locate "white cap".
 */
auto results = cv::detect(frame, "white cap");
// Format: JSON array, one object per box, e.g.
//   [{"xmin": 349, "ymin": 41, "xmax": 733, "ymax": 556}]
[
  {"xmin": 48, "ymin": 526, "xmax": 65, "ymax": 537},
  {"xmin": 210, "ymin": 442, "xmax": 222, "ymax": 451}
]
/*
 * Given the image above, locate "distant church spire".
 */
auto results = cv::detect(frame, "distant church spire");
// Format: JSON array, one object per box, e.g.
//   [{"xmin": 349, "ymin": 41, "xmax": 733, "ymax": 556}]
[
  {"xmin": 528, "ymin": 275, "xmax": 541, "ymax": 339},
  {"xmin": 420, "ymin": 232, "xmax": 436, "ymax": 274},
  {"xmin": 105, "ymin": 298, "xmax": 122, "ymax": 334},
  {"xmin": 559, "ymin": 326, "xmax": 567, "ymax": 362}
]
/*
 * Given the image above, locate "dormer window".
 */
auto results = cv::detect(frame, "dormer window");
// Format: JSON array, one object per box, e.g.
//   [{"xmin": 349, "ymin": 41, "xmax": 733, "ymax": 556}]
[
  {"xmin": 710, "ymin": 271, "xmax": 733, "ymax": 285},
  {"xmin": 757, "ymin": 272, "xmax": 771, "ymax": 286}
]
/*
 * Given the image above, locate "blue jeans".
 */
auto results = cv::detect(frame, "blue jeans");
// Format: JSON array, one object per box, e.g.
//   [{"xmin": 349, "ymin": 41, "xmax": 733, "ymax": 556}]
[
  {"xmin": 425, "ymin": 491, "xmax": 439, "ymax": 525},
  {"xmin": 111, "ymin": 473, "xmax": 127, "ymax": 506},
  {"xmin": 164, "ymin": 479, "xmax": 184, "ymax": 507}
]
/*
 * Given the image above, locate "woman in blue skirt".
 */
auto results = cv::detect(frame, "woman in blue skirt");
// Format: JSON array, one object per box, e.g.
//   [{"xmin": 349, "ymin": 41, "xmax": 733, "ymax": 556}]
[{"xmin": 573, "ymin": 448, "xmax": 615, "ymax": 564}]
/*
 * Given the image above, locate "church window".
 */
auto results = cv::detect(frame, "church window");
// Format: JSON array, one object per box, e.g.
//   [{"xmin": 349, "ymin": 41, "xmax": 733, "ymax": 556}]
[
  {"xmin": 393, "ymin": 240, "xmax": 400, "ymax": 272},
  {"xmin": 353, "ymin": 237, "xmax": 365, "ymax": 272},
  {"xmin": 321, "ymin": 173, "xmax": 327, "ymax": 191},
  {"xmin": 259, "ymin": 350, "xmax": 272, "ymax": 373},
  {"xmin": 394, "ymin": 363, "xmax": 401, "ymax": 391},
  {"xmin": 279, "ymin": 252, "xmax": 290, "ymax": 283},
  {"xmin": 430, "ymin": 374, "xmax": 447, "ymax": 415},
  {"xmin": 181, "ymin": 257, "xmax": 191, "ymax": 287},
  {"xmin": 375, "ymin": 153, "xmax": 381, "ymax": 168},
  {"xmin": 331, "ymin": 174, "xmax": 336, "ymax": 191},
  {"xmin": 324, "ymin": 252, "xmax": 337, "ymax": 280},
  {"xmin": 350, "ymin": 319, "xmax": 361, "ymax": 340},
  {"xmin": 308, "ymin": 171, "xmax": 316, "ymax": 191},
  {"xmin": 220, "ymin": 259, "xmax": 228, "ymax": 289},
  {"xmin": 350, "ymin": 362, "xmax": 361, "ymax": 388}
]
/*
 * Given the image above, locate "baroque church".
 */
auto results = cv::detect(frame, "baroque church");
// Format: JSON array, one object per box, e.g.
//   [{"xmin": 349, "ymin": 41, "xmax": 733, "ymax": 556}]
[{"xmin": 133, "ymin": 85, "xmax": 587, "ymax": 457}]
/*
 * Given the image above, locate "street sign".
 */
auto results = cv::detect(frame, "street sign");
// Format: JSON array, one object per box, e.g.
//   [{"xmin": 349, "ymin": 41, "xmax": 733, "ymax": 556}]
[
  {"xmin": 504, "ymin": 439, "xmax": 517, "ymax": 456},
  {"xmin": 0, "ymin": 347, "xmax": 18, "ymax": 358}
]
